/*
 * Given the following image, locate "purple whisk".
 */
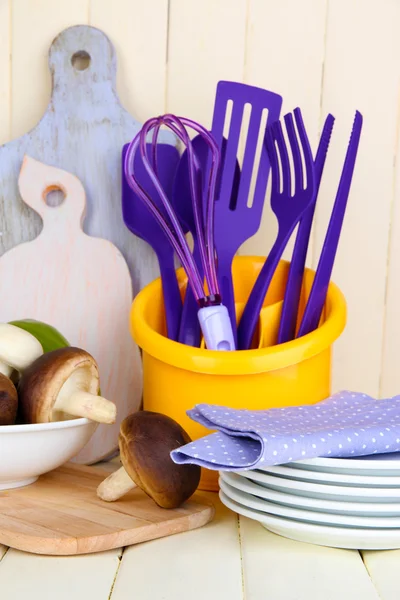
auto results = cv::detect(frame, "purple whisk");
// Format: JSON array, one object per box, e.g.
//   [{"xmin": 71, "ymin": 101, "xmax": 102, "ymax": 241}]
[{"xmin": 124, "ymin": 114, "xmax": 235, "ymax": 351}]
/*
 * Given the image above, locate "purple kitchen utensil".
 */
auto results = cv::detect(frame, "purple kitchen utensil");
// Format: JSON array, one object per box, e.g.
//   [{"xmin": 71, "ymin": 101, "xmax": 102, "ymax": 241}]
[
  {"xmin": 172, "ymin": 136, "xmax": 241, "ymax": 347},
  {"xmin": 210, "ymin": 82, "xmax": 283, "ymax": 344},
  {"xmin": 297, "ymin": 110, "xmax": 363, "ymax": 338},
  {"xmin": 237, "ymin": 108, "xmax": 316, "ymax": 350},
  {"xmin": 277, "ymin": 114, "xmax": 335, "ymax": 344},
  {"xmin": 122, "ymin": 142, "xmax": 182, "ymax": 340},
  {"xmin": 124, "ymin": 114, "xmax": 235, "ymax": 351},
  {"xmin": 172, "ymin": 82, "xmax": 283, "ymax": 346}
]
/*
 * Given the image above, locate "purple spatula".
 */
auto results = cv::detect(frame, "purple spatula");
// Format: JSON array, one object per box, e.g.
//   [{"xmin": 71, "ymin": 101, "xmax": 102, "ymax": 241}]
[
  {"xmin": 237, "ymin": 108, "xmax": 316, "ymax": 350},
  {"xmin": 172, "ymin": 137, "xmax": 241, "ymax": 347},
  {"xmin": 211, "ymin": 82, "xmax": 283, "ymax": 345},
  {"xmin": 122, "ymin": 143, "xmax": 182, "ymax": 340},
  {"xmin": 297, "ymin": 110, "xmax": 363, "ymax": 338},
  {"xmin": 277, "ymin": 114, "xmax": 335, "ymax": 344}
]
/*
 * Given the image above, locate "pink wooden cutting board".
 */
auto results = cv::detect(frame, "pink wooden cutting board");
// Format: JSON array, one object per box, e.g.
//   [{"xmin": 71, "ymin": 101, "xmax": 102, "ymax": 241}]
[{"xmin": 0, "ymin": 155, "xmax": 142, "ymax": 464}]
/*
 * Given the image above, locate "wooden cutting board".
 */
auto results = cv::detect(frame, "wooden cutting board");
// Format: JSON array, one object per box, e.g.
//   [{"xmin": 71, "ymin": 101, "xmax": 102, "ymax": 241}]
[
  {"xmin": 0, "ymin": 23, "xmax": 175, "ymax": 295},
  {"xmin": 0, "ymin": 463, "xmax": 215, "ymax": 556},
  {"xmin": 0, "ymin": 156, "xmax": 142, "ymax": 464}
]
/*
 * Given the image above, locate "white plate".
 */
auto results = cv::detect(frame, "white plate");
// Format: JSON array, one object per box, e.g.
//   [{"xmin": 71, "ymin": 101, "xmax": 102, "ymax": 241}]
[
  {"xmin": 289, "ymin": 453, "xmax": 400, "ymax": 475},
  {"xmin": 219, "ymin": 490, "xmax": 400, "ymax": 550},
  {"xmin": 221, "ymin": 471, "xmax": 400, "ymax": 516},
  {"xmin": 219, "ymin": 476, "xmax": 400, "ymax": 528},
  {"xmin": 237, "ymin": 468, "xmax": 400, "ymax": 502},
  {"xmin": 259, "ymin": 463, "xmax": 400, "ymax": 487}
]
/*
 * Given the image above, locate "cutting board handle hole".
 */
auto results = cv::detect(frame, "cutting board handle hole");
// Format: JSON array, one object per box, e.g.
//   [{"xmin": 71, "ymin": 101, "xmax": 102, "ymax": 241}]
[
  {"xmin": 44, "ymin": 186, "xmax": 65, "ymax": 208},
  {"xmin": 71, "ymin": 51, "xmax": 91, "ymax": 71}
]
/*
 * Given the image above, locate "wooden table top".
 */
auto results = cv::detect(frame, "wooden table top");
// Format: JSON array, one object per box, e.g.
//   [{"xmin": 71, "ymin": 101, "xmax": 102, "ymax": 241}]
[{"xmin": 0, "ymin": 458, "xmax": 397, "ymax": 600}]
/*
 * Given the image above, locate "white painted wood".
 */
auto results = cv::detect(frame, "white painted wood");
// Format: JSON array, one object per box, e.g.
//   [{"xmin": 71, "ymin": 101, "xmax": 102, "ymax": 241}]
[
  {"xmin": 240, "ymin": 0, "xmax": 327, "ymax": 261},
  {"xmin": 0, "ymin": 547, "xmax": 122, "ymax": 600},
  {"xmin": 0, "ymin": 0, "xmax": 10, "ymax": 145},
  {"xmin": 10, "ymin": 0, "xmax": 89, "ymax": 140},
  {"xmin": 167, "ymin": 0, "xmax": 247, "ymax": 126},
  {"xmin": 0, "ymin": 24, "xmax": 174, "ymax": 298},
  {"xmin": 0, "ymin": 156, "xmax": 142, "ymax": 464},
  {"xmin": 239, "ymin": 516, "xmax": 379, "ymax": 600},
  {"xmin": 316, "ymin": 0, "xmax": 400, "ymax": 396},
  {"xmin": 0, "ymin": 545, "xmax": 7, "ymax": 561},
  {"xmin": 111, "ymin": 493, "xmax": 243, "ymax": 600},
  {"xmin": 90, "ymin": 0, "xmax": 169, "ymax": 121},
  {"xmin": 362, "ymin": 550, "xmax": 400, "ymax": 600},
  {"xmin": 379, "ymin": 95, "xmax": 400, "ymax": 398}
]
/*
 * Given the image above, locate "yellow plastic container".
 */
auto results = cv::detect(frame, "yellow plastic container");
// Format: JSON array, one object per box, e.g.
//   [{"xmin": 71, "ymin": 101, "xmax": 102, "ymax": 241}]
[{"xmin": 130, "ymin": 256, "xmax": 347, "ymax": 491}]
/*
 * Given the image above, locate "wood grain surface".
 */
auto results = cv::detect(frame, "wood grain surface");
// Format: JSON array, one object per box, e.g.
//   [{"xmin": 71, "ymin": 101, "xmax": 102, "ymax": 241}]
[{"xmin": 0, "ymin": 463, "xmax": 215, "ymax": 556}]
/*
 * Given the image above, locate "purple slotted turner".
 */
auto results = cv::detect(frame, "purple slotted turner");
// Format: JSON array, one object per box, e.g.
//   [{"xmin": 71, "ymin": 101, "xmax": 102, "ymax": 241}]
[
  {"xmin": 211, "ymin": 82, "xmax": 283, "ymax": 345},
  {"xmin": 237, "ymin": 108, "xmax": 316, "ymax": 350},
  {"xmin": 277, "ymin": 114, "xmax": 335, "ymax": 344},
  {"xmin": 297, "ymin": 110, "xmax": 363, "ymax": 338},
  {"xmin": 122, "ymin": 142, "xmax": 182, "ymax": 340}
]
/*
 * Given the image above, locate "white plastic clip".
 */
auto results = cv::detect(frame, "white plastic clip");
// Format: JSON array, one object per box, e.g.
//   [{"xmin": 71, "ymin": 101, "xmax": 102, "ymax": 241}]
[{"xmin": 198, "ymin": 304, "xmax": 235, "ymax": 351}]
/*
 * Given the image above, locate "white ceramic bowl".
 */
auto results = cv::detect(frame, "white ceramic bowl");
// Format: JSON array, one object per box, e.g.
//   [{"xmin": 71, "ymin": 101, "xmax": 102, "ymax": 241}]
[{"xmin": 0, "ymin": 418, "xmax": 98, "ymax": 490}]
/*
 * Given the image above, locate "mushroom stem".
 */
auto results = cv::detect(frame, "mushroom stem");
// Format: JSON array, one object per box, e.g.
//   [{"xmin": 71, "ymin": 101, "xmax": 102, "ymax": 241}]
[
  {"xmin": 54, "ymin": 390, "xmax": 117, "ymax": 424},
  {"xmin": 97, "ymin": 466, "xmax": 136, "ymax": 501},
  {"xmin": 0, "ymin": 362, "xmax": 12, "ymax": 378}
]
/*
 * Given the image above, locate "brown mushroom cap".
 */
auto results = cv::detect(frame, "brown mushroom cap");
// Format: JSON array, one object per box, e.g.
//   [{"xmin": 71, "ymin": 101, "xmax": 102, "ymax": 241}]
[
  {"xmin": 0, "ymin": 374, "xmax": 18, "ymax": 425},
  {"xmin": 119, "ymin": 411, "xmax": 201, "ymax": 509},
  {"xmin": 18, "ymin": 347, "xmax": 99, "ymax": 423}
]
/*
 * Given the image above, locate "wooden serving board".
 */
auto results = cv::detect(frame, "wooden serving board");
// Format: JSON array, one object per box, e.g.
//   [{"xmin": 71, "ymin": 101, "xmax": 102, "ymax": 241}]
[
  {"xmin": 0, "ymin": 463, "xmax": 215, "ymax": 556},
  {"xmin": 0, "ymin": 156, "xmax": 142, "ymax": 464}
]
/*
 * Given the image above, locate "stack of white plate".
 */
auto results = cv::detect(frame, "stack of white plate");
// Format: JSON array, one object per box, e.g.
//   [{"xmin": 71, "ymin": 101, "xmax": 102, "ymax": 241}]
[{"xmin": 219, "ymin": 453, "xmax": 400, "ymax": 549}]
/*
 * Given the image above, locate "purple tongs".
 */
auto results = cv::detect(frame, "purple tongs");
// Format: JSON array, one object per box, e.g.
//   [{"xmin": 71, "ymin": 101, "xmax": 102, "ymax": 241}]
[{"xmin": 297, "ymin": 110, "xmax": 363, "ymax": 337}]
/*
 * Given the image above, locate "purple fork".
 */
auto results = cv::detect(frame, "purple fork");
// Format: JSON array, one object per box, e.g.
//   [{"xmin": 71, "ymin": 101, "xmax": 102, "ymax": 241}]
[
  {"xmin": 237, "ymin": 108, "xmax": 316, "ymax": 350},
  {"xmin": 297, "ymin": 110, "xmax": 363, "ymax": 338},
  {"xmin": 277, "ymin": 114, "xmax": 335, "ymax": 344}
]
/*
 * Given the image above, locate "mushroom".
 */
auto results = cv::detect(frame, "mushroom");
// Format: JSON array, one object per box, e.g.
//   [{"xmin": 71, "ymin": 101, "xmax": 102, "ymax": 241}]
[
  {"xmin": 0, "ymin": 374, "xmax": 18, "ymax": 425},
  {"xmin": 97, "ymin": 411, "xmax": 201, "ymax": 508},
  {"xmin": 0, "ymin": 323, "xmax": 43, "ymax": 380},
  {"xmin": 18, "ymin": 346, "xmax": 117, "ymax": 424}
]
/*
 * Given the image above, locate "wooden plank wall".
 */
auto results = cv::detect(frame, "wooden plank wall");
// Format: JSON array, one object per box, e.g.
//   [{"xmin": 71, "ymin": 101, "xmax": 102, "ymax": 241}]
[{"xmin": 0, "ymin": 0, "xmax": 399, "ymax": 399}]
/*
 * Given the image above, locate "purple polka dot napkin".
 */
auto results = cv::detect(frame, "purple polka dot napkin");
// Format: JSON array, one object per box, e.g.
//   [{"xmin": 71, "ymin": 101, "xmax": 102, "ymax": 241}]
[{"xmin": 170, "ymin": 391, "xmax": 400, "ymax": 470}]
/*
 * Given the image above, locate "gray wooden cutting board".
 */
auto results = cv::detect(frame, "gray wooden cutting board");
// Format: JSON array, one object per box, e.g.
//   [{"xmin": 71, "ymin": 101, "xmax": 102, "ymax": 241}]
[{"xmin": 0, "ymin": 24, "xmax": 176, "ymax": 463}]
